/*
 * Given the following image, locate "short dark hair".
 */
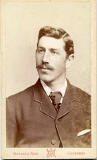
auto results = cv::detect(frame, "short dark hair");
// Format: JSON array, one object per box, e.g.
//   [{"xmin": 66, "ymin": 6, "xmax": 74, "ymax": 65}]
[{"xmin": 37, "ymin": 26, "xmax": 74, "ymax": 56}]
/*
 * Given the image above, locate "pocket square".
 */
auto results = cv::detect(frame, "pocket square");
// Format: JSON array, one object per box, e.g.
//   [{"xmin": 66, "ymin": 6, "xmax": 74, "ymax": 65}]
[{"xmin": 77, "ymin": 129, "xmax": 91, "ymax": 137}]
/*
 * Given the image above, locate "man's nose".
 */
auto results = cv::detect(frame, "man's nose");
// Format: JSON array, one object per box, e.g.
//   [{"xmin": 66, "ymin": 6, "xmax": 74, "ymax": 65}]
[{"xmin": 42, "ymin": 51, "xmax": 50, "ymax": 63}]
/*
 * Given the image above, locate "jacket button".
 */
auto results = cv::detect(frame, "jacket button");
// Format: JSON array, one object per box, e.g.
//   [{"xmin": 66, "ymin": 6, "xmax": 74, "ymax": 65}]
[{"xmin": 51, "ymin": 139, "xmax": 56, "ymax": 145}]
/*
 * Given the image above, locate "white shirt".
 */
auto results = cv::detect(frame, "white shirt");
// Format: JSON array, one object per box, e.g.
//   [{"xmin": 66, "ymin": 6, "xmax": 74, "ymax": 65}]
[{"xmin": 41, "ymin": 80, "xmax": 67, "ymax": 103}]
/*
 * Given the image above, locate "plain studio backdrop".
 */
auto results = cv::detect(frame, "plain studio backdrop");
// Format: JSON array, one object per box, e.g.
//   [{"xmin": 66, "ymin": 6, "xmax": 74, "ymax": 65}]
[{"xmin": 4, "ymin": 0, "xmax": 91, "ymax": 97}]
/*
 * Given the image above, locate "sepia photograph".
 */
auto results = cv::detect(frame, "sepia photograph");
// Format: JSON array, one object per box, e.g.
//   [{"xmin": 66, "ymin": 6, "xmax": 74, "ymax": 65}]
[
  {"xmin": 6, "ymin": 26, "xmax": 91, "ymax": 148},
  {"xmin": 1, "ymin": 0, "xmax": 96, "ymax": 159}
]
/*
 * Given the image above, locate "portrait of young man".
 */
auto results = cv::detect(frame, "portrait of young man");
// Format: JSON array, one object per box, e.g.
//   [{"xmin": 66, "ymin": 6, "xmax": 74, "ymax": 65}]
[{"xmin": 6, "ymin": 26, "xmax": 91, "ymax": 148}]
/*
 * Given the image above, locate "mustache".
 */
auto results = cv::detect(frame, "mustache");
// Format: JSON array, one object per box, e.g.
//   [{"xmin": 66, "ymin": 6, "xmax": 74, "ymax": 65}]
[{"xmin": 36, "ymin": 64, "xmax": 54, "ymax": 70}]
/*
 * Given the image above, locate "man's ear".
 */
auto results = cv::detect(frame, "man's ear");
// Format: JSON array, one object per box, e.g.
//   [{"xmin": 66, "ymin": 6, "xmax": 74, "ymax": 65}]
[{"xmin": 66, "ymin": 54, "xmax": 74, "ymax": 68}]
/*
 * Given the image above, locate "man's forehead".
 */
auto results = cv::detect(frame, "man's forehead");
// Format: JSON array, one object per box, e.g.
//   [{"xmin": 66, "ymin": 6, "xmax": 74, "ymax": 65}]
[{"xmin": 38, "ymin": 36, "xmax": 65, "ymax": 49}]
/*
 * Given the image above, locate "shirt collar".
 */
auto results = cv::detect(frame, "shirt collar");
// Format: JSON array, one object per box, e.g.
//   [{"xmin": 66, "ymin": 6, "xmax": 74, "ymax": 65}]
[{"xmin": 40, "ymin": 79, "xmax": 67, "ymax": 98}]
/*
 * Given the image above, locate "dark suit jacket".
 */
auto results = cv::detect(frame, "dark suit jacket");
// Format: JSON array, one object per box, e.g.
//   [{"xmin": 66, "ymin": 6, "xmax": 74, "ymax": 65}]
[{"xmin": 6, "ymin": 79, "xmax": 91, "ymax": 148}]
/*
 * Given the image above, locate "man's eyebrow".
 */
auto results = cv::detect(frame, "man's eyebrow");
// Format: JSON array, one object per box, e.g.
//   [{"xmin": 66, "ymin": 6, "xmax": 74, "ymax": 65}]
[
  {"xmin": 50, "ymin": 48, "xmax": 59, "ymax": 51},
  {"xmin": 37, "ymin": 46, "xmax": 45, "ymax": 49}
]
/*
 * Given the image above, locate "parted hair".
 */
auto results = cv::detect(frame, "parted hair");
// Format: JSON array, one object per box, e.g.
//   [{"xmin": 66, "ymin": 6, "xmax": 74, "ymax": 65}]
[{"xmin": 37, "ymin": 26, "xmax": 74, "ymax": 56}]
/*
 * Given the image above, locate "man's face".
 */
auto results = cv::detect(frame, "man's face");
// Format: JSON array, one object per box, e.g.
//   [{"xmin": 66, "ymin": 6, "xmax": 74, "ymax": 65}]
[{"xmin": 36, "ymin": 36, "xmax": 68, "ymax": 83}]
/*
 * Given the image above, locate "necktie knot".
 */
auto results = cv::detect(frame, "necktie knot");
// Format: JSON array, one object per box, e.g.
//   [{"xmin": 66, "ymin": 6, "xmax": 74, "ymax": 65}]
[{"xmin": 49, "ymin": 91, "xmax": 62, "ymax": 105}]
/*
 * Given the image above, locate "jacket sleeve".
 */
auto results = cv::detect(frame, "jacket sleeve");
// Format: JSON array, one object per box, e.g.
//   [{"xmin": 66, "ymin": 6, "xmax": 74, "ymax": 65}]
[{"xmin": 6, "ymin": 97, "xmax": 18, "ymax": 147}]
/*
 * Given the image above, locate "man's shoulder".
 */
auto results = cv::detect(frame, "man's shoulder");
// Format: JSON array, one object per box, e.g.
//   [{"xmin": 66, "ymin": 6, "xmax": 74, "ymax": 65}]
[
  {"xmin": 6, "ymin": 83, "xmax": 37, "ymax": 102},
  {"xmin": 71, "ymin": 84, "xmax": 90, "ymax": 97},
  {"xmin": 69, "ymin": 83, "xmax": 91, "ymax": 105}
]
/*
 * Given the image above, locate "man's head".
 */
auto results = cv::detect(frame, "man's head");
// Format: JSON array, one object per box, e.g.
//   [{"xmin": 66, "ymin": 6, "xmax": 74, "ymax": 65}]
[{"xmin": 36, "ymin": 26, "xmax": 74, "ymax": 84}]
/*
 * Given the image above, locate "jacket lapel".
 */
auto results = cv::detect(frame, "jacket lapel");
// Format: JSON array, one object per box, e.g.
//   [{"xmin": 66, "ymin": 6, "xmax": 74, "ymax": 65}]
[
  {"xmin": 33, "ymin": 80, "xmax": 57, "ymax": 119},
  {"xmin": 33, "ymin": 79, "xmax": 80, "ymax": 120},
  {"xmin": 57, "ymin": 80, "xmax": 74, "ymax": 119}
]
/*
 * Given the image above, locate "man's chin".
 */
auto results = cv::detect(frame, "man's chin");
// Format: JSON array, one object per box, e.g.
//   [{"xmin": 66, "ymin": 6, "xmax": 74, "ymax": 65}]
[{"xmin": 39, "ymin": 76, "xmax": 52, "ymax": 84}]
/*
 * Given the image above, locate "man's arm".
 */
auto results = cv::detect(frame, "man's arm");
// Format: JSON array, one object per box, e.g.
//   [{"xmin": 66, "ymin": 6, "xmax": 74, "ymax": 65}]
[{"xmin": 6, "ymin": 97, "xmax": 18, "ymax": 147}]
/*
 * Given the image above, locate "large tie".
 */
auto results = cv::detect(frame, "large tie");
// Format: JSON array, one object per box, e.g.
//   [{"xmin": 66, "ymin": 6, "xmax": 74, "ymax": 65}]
[{"xmin": 49, "ymin": 91, "xmax": 62, "ymax": 112}]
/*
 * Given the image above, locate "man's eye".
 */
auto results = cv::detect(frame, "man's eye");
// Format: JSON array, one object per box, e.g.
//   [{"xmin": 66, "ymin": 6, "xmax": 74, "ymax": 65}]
[
  {"xmin": 51, "ymin": 50, "xmax": 56, "ymax": 54},
  {"xmin": 50, "ymin": 49, "xmax": 58, "ymax": 54},
  {"xmin": 37, "ymin": 48, "xmax": 45, "ymax": 53}
]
